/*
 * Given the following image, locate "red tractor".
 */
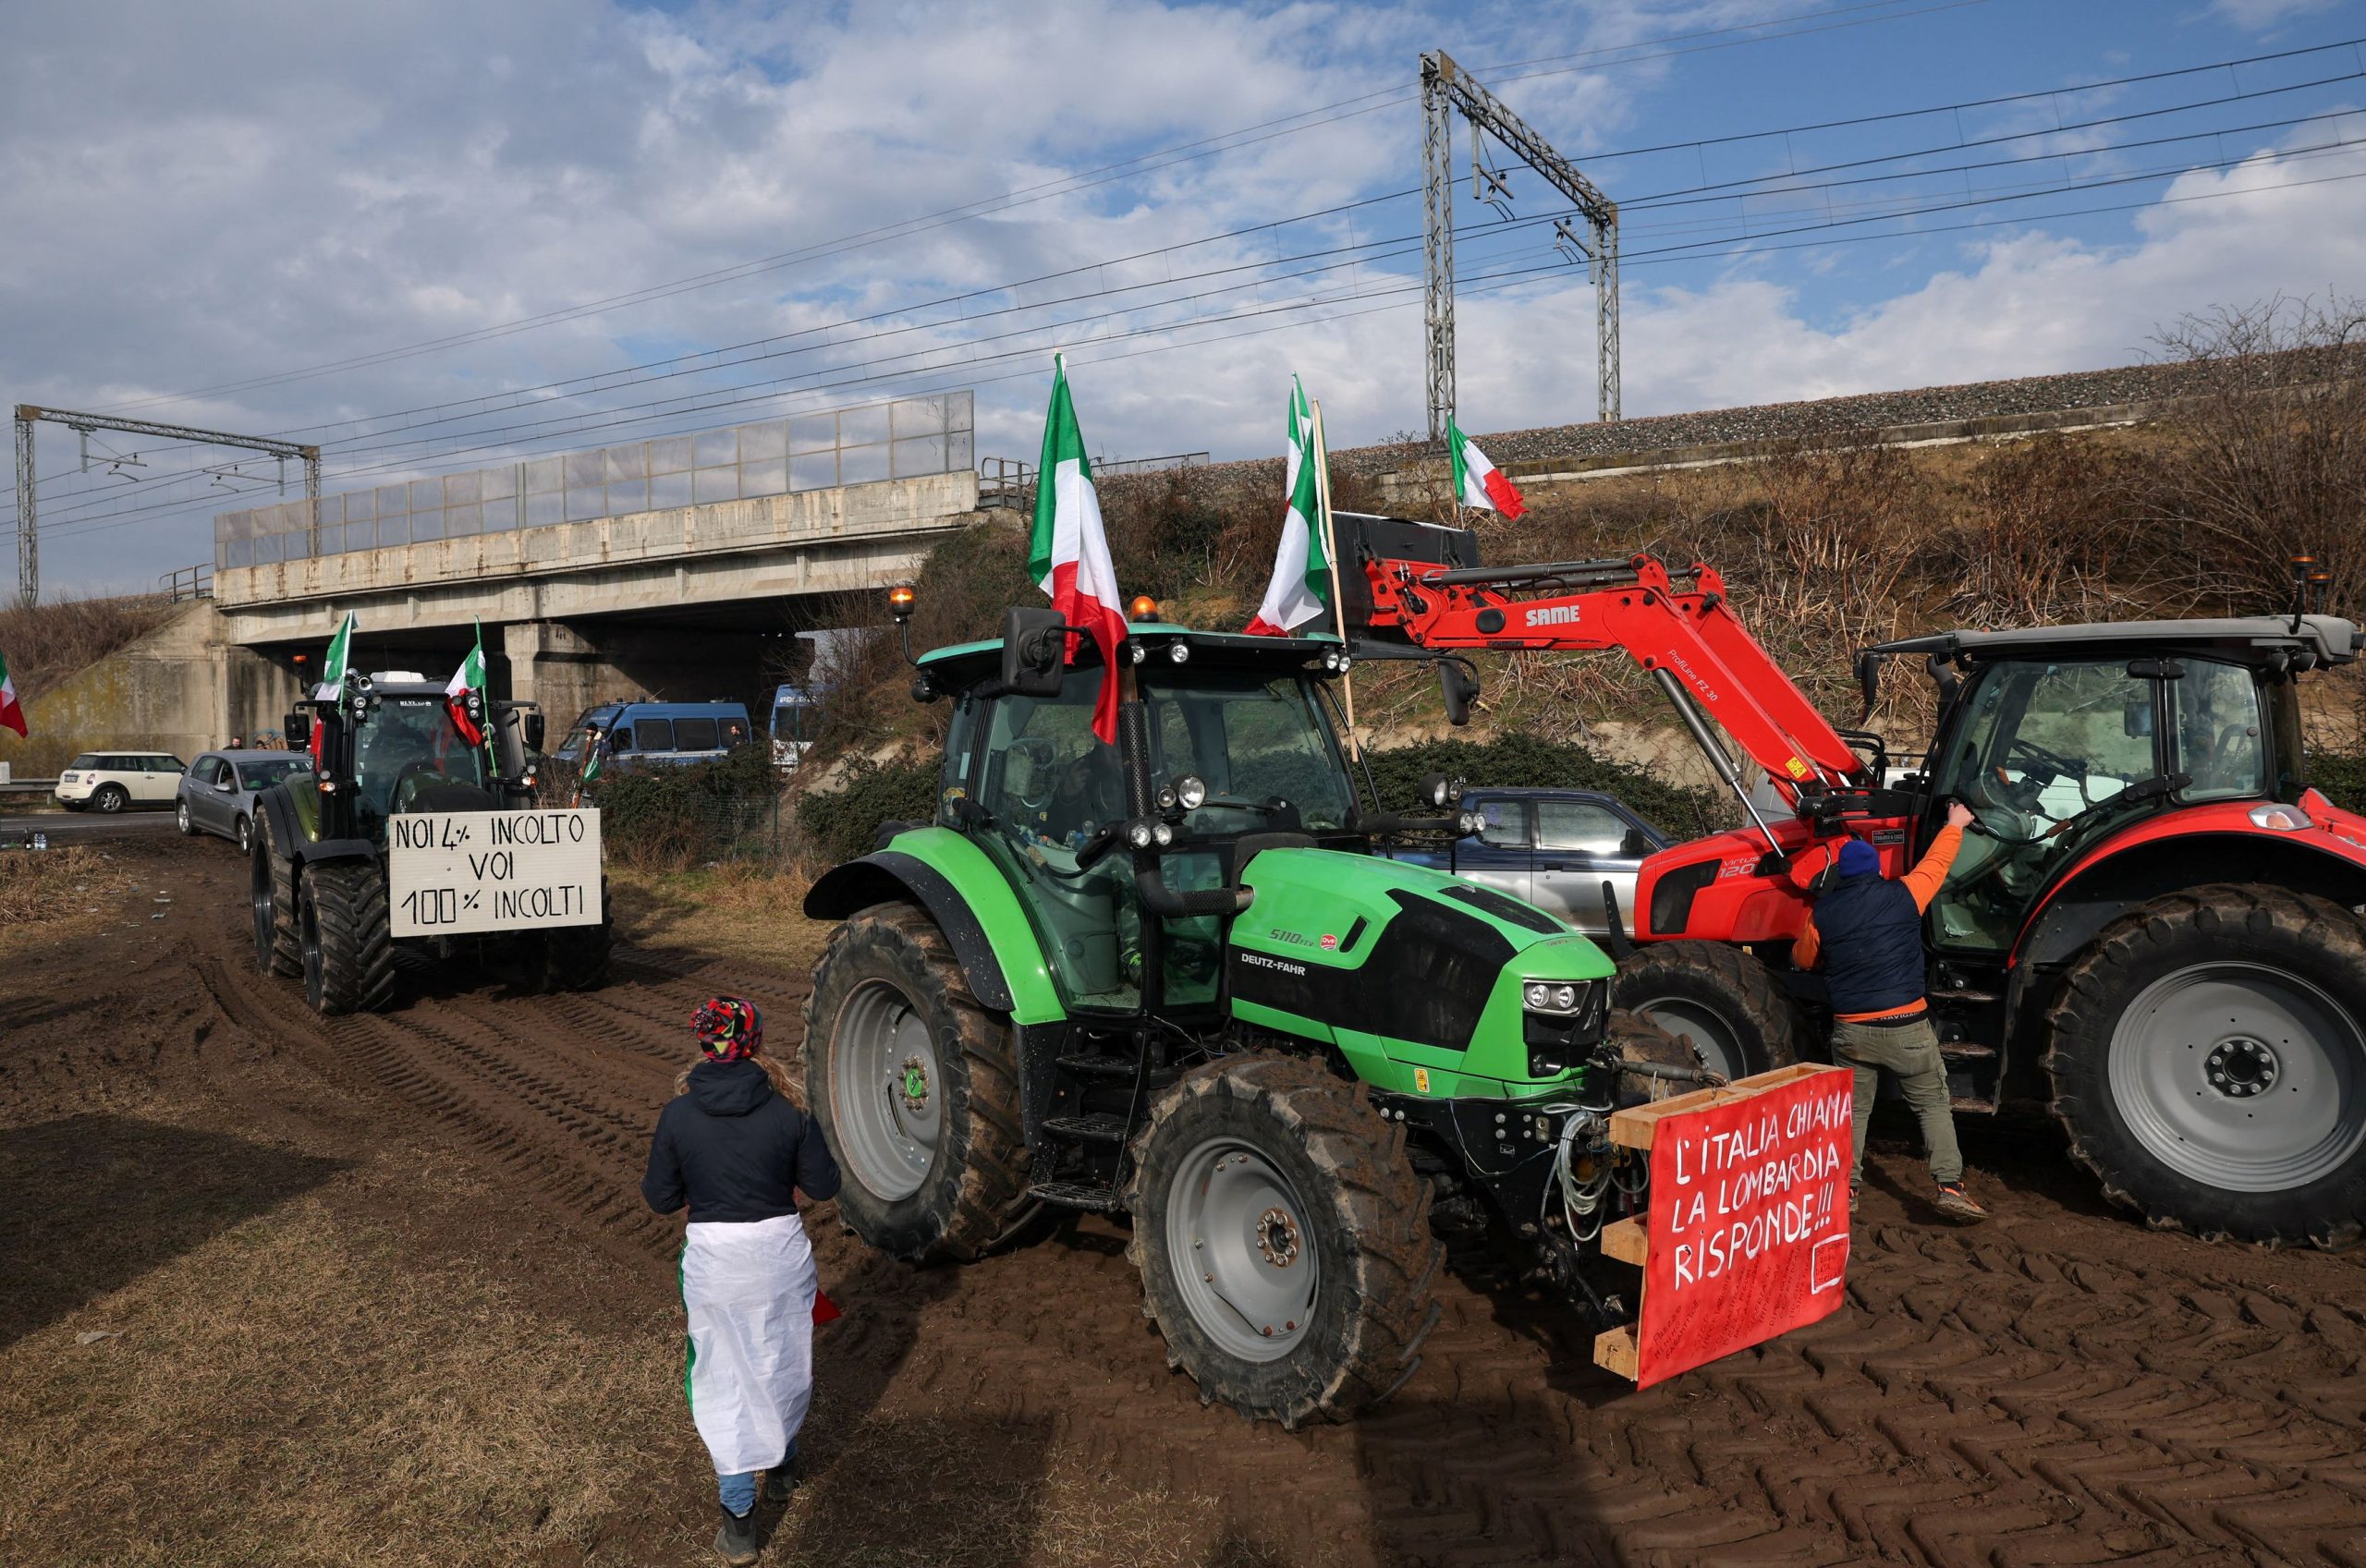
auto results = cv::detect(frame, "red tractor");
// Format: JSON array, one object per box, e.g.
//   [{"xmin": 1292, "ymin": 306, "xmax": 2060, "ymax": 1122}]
[{"xmin": 1342, "ymin": 514, "xmax": 2366, "ymax": 1247}]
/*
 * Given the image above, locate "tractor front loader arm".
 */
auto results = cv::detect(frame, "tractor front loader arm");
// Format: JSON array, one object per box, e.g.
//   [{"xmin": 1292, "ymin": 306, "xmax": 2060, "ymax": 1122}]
[{"xmin": 1360, "ymin": 551, "xmax": 1865, "ymax": 809}]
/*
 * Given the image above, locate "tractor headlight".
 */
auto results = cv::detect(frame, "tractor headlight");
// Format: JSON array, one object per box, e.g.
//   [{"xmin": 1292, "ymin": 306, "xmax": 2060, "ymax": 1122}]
[
  {"xmin": 1176, "ymin": 775, "xmax": 1207, "ymax": 810},
  {"xmin": 1152, "ymin": 821, "xmax": 1174, "ymax": 847},
  {"xmin": 1129, "ymin": 643, "xmax": 1148, "ymax": 665},
  {"xmin": 1155, "ymin": 784, "xmax": 1178, "ymax": 811},
  {"xmin": 1520, "ymin": 977, "xmax": 1605, "ymax": 1079},
  {"xmin": 1128, "ymin": 821, "xmax": 1154, "ymax": 850},
  {"xmin": 1553, "ymin": 983, "xmax": 1578, "ymax": 1010},
  {"xmin": 1524, "ymin": 982, "xmax": 1552, "ymax": 1009}
]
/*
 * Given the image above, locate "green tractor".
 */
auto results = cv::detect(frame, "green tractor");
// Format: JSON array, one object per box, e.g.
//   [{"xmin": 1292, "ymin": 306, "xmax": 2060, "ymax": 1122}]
[
  {"xmin": 251, "ymin": 671, "xmax": 612, "ymax": 1014},
  {"xmin": 801, "ymin": 602, "xmax": 1706, "ymax": 1426}
]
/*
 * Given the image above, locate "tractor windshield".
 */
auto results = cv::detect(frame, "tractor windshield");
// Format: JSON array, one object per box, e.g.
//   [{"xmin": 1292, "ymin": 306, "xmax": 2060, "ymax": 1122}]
[
  {"xmin": 1141, "ymin": 671, "xmax": 1354, "ymax": 833},
  {"xmin": 352, "ymin": 696, "xmax": 490, "ymax": 824},
  {"xmin": 1929, "ymin": 659, "xmax": 2164, "ymax": 950}
]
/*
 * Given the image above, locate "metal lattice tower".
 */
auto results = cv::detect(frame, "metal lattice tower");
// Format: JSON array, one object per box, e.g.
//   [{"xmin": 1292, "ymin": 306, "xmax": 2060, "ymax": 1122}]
[
  {"xmin": 1421, "ymin": 50, "xmax": 1620, "ymax": 444},
  {"xmin": 11, "ymin": 405, "xmax": 319, "ymax": 606}
]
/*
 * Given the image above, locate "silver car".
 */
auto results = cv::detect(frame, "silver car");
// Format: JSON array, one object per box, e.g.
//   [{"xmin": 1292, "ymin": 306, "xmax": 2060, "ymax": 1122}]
[{"xmin": 176, "ymin": 748, "xmax": 313, "ymax": 854}]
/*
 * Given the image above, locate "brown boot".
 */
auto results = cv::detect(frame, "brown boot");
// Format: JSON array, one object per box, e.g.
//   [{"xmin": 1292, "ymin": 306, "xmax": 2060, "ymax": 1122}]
[{"xmin": 1933, "ymin": 1181, "xmax": 1988, "ymax": 1223}]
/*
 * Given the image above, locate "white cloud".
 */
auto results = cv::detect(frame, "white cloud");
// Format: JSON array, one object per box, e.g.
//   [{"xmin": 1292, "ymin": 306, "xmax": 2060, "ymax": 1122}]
[{"xmin": 2206, "ymin": 0, "xmax": 2340, "ymax": 30}]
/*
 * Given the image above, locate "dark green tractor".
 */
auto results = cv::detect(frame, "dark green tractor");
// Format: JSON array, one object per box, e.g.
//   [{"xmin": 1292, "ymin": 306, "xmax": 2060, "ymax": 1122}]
[
  {"xmin": 250, "ymin": 671, "xmax": 612, "ymax": 1015},
  {"xmin": 801, "ymin": 603, "xmax": 1708, "ymax": 1426}
]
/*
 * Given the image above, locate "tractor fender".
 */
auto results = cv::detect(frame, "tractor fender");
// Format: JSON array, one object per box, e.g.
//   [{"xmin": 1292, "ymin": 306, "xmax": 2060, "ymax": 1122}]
[
  {"xmin": 803, "ymin": 830, "xmax": 1066, "ymax": 1025},
  {"xmin": 2018, "ymin": 820, "xmax": 2366, "ymax": 971},
  {"xmin": 254, "ymin": 786, "xmax": 374, "ymax": 870}
]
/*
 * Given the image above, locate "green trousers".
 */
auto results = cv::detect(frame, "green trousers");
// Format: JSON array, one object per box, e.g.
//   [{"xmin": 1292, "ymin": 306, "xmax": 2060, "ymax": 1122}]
[{"xmin": 1829, "ymin": 1015, "xmax": 1964, "ymax": 1185}]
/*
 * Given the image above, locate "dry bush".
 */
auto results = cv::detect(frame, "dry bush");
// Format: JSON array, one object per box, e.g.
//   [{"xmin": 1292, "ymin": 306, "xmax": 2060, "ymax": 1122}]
[
  {"xmin": 0, "ymin": 845, "xmax": 134, "ymax": 954},
  {"xmin": 0, "ymin": 590, "xmax": 177, "ymax": 701},
  {"xmin": 2147, "ymin": 294, "xmax": 2366, "ymax": 614}
]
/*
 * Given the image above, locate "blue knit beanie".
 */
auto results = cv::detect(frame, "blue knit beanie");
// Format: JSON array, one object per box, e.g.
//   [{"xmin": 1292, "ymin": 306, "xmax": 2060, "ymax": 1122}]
[{"xmin": 1836, "ymin": 839, "xmax": 1881, "ymax": 877}]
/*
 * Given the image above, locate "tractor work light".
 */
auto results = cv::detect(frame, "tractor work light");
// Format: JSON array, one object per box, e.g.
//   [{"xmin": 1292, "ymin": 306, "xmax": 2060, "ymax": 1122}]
[
  {"xmin": 1176, "ymin": 775, "xmax": 1207, "ymax": 810},
  {"xmin": 1129, "ymin": 643, "xmax": 1148, "ymax": 664},
  {"xmin": 887, "ymin": 585, "xmax": 917, "ymax": 621},
  {"xmin": 1168, "ymin": 642, "xmax": 1190, "ymax": 664},
  {"xmin": 1155, "ymin": 784, "xmax": 1178, "ymax": 811},
  {"xmin": 1458, "ymin": 809, "xmax": 1483, "ymax": 835},
  {"xmin": 1128, "ymin": 821, "xmax": 1155, "ymax": 850},
  {"xmin": 1152, "ymin": 822, "xmax": 1174, "ymax": 847}
]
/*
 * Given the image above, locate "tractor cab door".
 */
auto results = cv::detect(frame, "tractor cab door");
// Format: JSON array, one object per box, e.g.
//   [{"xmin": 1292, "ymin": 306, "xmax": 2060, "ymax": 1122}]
[
  {"xmin": 1924, "ymin": 657, "xmax": 2189, "ymax": 952},
  {"xmin": 966, "ymin": 684, "xmax": 1144, "ymax": 1010}
]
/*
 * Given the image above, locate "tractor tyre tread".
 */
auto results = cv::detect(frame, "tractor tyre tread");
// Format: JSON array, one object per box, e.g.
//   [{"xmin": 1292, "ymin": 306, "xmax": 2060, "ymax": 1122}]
[
  {"xmin": 2045, "ymin": 882, "xmax": 2366, "ymax": 1252},
  {"xmin": 1124, "ymin": 1051, "xmax": 1444, "ymax": 1428},
  {"xmin": 306, "ymin": 860, "xmax": 396, "ymax": 1015},
  {"xmin": 800, "ymin": 900, "xmax": 1029, "ymax": 1265},
  {"xmin": 1612, "ymin": 939, "xmax": 1804, "ymax": 1079},
  {"xmin": 255, "ymin": 809, "xmax": 303, "ymax": 978}
]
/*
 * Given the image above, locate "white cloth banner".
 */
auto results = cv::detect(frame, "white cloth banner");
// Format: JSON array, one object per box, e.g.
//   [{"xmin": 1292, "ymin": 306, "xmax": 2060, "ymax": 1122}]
[{"xmin": 681, "ymin": 1211, "xmax": 819, "ymax": 1477}]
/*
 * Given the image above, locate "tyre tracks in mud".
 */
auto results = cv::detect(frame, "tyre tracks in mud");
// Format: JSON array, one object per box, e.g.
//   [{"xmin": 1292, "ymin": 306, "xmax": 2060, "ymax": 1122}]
[{"xmin": 22, "ymin": 847, "xmax": 2366, "ymax": 1568}]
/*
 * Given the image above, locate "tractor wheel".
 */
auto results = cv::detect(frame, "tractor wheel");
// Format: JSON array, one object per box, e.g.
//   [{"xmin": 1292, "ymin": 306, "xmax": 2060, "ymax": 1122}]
[
  {"xmin": 533, "ymin": 916, "xmax": 612, "ymax": 993},
  {"xmin": 251, "ymin": 811, "xmax": 302, "ymax": 978},
  {"xmin": 1613, "ymin": 940, "xmax": 1804, "ymax": 1082},
  {"xmin": 801, "ymin": 902, "xmax": 1029, "ymax": 1263},
  {"xmin": 299, "ymin": 860, "xmax": 397, "ymax": 1015},
  {"xmin": 1125, "ymin": 1053, "xmax": 1444, "ymax": 1428},
  {"xmin": 2046, "ymin": 883, "xmax": 2366, "ymax": 1250}
]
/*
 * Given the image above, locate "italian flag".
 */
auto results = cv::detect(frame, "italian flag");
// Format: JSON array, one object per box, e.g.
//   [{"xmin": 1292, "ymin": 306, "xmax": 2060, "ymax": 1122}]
[
  {"xmin": 1448, "ymin": 419, "xmax": 1526, "ymax": 519},
  {"xmin": 0, "ymin": 648, "xmax": 26, "ymax": 738},
  {"xmin": 1245, "ymin": 376, "xmax": 1328, "ymax": 637},
  {"xmin": 315, "ymin": 609, "xmax": 357, "ymax": 699},
  {"xmin": 1027, "ymin": 356, "xmax": 1129, "ymax": 745},
  {"xmin": 445, "ymin": 618, "xmax": 488, "ymax": 748}
]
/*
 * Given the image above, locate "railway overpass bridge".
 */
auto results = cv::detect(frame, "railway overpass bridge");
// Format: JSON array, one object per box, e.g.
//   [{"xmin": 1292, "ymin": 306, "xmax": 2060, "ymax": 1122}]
[{"xmin": 207, "ymin": 394, "xmax": 998, "ymax": 736}]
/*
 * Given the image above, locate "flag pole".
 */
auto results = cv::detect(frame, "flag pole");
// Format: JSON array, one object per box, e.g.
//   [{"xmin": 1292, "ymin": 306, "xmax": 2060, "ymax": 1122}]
[{"xmin": 1309, "ymin": 397, "xmax": 1359, "ymax": 760}]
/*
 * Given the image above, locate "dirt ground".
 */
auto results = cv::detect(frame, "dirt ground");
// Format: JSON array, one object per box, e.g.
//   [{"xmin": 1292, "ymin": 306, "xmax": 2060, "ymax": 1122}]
[{"xmin": 3, "ymin": 838, "xmax": 2363, "ymax": 1567}]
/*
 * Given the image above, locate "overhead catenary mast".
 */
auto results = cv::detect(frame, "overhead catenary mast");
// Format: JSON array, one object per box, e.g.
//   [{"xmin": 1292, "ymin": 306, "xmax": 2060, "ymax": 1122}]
[
  {"xmin": 1421, "ymin": 49, "xmax": 1621, "ymax": 444},
  {"xmin": 11, "ymin": 405, "xmax": 320, "ymax": 606}
]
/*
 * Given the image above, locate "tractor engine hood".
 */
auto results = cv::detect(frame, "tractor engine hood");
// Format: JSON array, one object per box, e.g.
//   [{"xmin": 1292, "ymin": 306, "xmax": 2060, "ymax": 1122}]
[{"xmin": 1226, "ymin": 847, "xmax": 1613, "ymax": 1094}]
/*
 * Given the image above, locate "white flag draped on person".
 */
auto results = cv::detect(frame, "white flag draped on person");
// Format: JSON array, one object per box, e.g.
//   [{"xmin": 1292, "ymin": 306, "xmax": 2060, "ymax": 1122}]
[
  {"xmin": 1447, "ymin": 419, "xmax": 1527, "ymax": 519},
  {"xmin": 1026, "ymin": 355, "xmax": 1130, "ymax": 744},
  {"xmin": 1245, "ymin": 375, "xmax": 1329, "ymax": 637}
]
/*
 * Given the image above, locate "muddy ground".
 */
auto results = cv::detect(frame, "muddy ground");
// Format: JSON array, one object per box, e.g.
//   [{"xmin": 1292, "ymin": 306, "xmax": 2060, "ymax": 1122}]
[{"xmin": 3, "ymin": 837, "xmax": 2362, "ymax": 1567}]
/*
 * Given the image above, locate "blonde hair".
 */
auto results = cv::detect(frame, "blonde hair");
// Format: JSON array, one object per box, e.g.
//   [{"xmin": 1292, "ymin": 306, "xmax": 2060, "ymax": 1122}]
[{"xmin": 674, "ymin": 1048, "xmax": 799, "ymax": 1104}]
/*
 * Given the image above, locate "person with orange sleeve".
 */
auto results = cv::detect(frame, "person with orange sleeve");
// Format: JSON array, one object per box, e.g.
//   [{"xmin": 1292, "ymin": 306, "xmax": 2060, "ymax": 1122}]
[{"xmin": 1793, "ymin": 801, "xmax": 1987, "ymax": 1222}]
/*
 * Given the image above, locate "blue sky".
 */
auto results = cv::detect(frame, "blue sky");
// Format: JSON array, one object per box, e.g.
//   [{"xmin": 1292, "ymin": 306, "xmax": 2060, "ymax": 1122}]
[{"xmin": 3, "ymin": 0, "xmax": 2361, "ymax": 593}]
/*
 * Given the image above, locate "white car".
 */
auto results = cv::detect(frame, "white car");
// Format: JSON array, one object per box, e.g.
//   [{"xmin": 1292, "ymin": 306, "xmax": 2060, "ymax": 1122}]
[{"xmin": 55, "ymin": 751, "xmax": 189, "ymax": 813}]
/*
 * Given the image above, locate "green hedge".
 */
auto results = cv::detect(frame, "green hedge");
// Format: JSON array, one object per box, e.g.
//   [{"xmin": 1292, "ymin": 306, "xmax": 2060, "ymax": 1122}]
[
  {"xmin": 2308, "ymin": 751, "xmax": 2366, "ymax": 814},
  {"xmin": 589, "ymin": 743, "xmax": 782, "ymax": 867},
  {"xmin": 1359, "ymin": 732, "xmax": 1729, "ymax": 838},
  {"xmin": 796, "ymin": 755, "xmax": 941, "ymax": 865}
]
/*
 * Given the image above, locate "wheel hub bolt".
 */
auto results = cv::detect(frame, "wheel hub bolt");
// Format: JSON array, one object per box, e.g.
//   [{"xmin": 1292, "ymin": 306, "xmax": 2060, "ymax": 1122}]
[{"xmin": 2204, "ymin": 1037, "xmax": 2278, "ymax": 1099}]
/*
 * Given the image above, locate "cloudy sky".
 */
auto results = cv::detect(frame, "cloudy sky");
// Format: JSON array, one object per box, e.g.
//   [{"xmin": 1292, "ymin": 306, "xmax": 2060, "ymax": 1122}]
[{"xmin": 4, "ymin": 0, "xmax": 2362, "ymax": 594}]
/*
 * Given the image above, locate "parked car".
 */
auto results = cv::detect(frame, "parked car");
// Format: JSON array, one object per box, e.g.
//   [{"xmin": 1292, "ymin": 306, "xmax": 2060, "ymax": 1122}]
[
  {"xmin": 553, "ymin": 699, "xmax": 754, "ymax": 776},
  {"xmin": 176, "ymin": 749, "xmax": 314, "ymax": 853},
  {"xmin": 55, "ymin": 751, "xmax": 189, "ymax": 813},
  {"xmin": 1386, "ymin": 786, "xmax": 1667, "ymax": 936}
]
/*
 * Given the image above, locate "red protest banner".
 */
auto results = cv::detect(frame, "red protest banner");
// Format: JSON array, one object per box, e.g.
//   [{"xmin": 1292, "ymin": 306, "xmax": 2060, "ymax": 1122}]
[{"xmin": 1593, "ymin": 1063, "xmax": 1853, "ymax": 1389}]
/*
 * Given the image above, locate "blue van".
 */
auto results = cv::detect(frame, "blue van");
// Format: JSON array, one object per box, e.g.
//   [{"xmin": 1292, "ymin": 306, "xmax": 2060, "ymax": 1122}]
[{"xmin": 555, "ymin": 699, "xmax": 754, "ymax": 773}]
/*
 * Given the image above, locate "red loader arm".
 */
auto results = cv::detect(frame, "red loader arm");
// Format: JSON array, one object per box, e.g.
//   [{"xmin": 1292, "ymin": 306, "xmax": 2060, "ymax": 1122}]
[{"xmin": 1360, "ymin": 550, "xmax": 1868, "ymax": 807}]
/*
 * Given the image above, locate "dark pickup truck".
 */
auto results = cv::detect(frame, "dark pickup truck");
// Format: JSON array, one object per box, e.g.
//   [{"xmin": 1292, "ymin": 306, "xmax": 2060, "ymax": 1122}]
[{"xmin": 1386, "ymin": 786, "xmax": 1667, "ymax": 936}]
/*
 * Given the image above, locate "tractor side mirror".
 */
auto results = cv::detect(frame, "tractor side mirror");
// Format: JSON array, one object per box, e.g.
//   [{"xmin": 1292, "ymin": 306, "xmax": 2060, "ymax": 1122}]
[
  {"xmin": 1000, "ymin": 606, "xmax": 1067, "ymax": 698},
  {"xmin": 284, "ymin": 711, "xmax": 311, "ymax": 749},
  {"xmin": 1855, "ymin": 650, "xmax": 1881, "ymax": 720},
  {"xmin": 1438, "ymin": 660, "xmax": 1480, "ymax": 726},
  {"xmin": 2122, "ymin": 701, "xmax": 2154, "ymax": 738},
  {"xmin": 522, "ymin": 712, "xmax": 546, "ymax": 752}
]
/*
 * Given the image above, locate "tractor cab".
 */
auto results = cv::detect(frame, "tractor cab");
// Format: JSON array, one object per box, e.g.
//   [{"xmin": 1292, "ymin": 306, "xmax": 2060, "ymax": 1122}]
[
  {"xmin": 1863, "ymin": 614, "xmax": 2363, "ymax": 958},
  {"xmin": 914, "ymin": 617, "xmax": 1368, "ymax": 1015}
]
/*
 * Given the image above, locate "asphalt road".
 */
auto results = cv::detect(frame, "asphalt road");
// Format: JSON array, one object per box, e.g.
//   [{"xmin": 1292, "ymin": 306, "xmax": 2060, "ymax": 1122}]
[{"xmin": 0, "ymin": 808, "xmax": 187, "ymax": 843}]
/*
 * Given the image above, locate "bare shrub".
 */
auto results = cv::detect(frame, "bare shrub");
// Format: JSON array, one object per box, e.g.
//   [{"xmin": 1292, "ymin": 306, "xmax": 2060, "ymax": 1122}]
[{"xmin": 0, "ymin": 590, "xmax": 177, "ymax": 701}]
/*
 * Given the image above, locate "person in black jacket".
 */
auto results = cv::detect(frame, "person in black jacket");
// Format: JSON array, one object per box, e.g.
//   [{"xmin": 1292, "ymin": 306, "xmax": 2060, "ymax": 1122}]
[{"xmin": 643, "ymin": 996, "xmax": 840, "ymax": 1566}]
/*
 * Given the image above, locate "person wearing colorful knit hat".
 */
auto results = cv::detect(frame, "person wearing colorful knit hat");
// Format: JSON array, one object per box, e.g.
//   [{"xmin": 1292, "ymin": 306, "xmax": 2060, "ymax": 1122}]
[{"xmin": 642, "ymin": 995, "xmax": 841, "ymax": 1565}]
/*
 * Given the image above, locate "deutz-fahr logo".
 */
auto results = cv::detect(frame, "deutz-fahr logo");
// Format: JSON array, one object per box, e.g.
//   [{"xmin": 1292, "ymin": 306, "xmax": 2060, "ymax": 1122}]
[
  {"xmin": 1240, "ymin": 951, "xmax": 1308, "ymax": 978},
  {"xmin": 1525, "ymin": 605, "xmax": 1581, "ymax": 628}
]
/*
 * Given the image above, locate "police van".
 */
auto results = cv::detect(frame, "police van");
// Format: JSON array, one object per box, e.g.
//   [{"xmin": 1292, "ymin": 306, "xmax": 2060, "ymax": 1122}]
[{"xmin": 555, "ymin": 699, "xmax": 754, "ymax": 774}]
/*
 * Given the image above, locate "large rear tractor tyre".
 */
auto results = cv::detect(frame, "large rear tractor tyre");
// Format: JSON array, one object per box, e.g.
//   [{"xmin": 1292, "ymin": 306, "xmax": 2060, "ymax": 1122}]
[
  {"xmin": 251, "ymin": 811, "xmax": 301, "ymax": 978},
  {"xmin": 1126, "ymin": 1053, "xmax": 1444, "ymax": 1428},
  {"xmin": 801, "ymin": 902, "xmax": 1029, "ymax": 1264},
  {"xmin": 1607, "ymin": 1008, "xmax": 1707, "ymax": 1103},
  {"xmin": 1613, "ymin": 940, "xmax": 1804, "ymax": 1082},
  {"xmin": 2046, "ymin": 884, "xmax": 2366, "ymax": 1250},
  {"xmin": 299, "ymin": 860, "xmax": 397, "ymax": 1016},
  {"xmin": 532, "ymin": 912, "xmax": 613, "ymax": 994}
]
